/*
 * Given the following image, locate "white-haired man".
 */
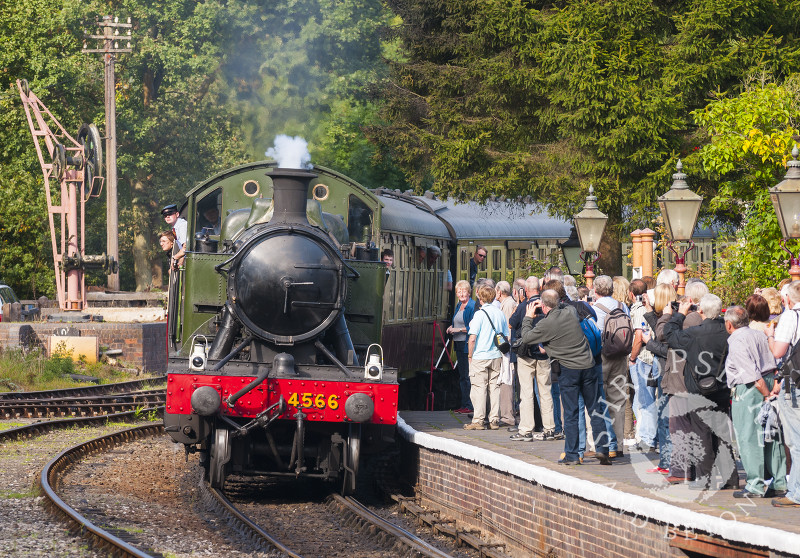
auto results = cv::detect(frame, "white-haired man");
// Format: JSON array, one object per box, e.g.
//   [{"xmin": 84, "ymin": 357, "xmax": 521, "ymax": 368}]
[
  {"xmin": 592, "ymin": 275, "xmax": 629, "ymax": 456},
  {"xmin": 656, "ymin": 268, "xmax": 679, "ymax": 289},
  {"xmin": 509, "ymin": 276, "xmax": 553, "ymax": 440},
  {"xmin": 496, "ymin": 281, "xmax": 517, "ymax": 428},
  {"xmin": 663, "ymin": 293, "xmax": 738, "ymax": 491},
  {"xmin": 724, "ymin": 306, "xmax": 786, "ymax": 499},
  {"xmin": 765, "ymin": 280, "xmax": 800, "ymax": 507}
]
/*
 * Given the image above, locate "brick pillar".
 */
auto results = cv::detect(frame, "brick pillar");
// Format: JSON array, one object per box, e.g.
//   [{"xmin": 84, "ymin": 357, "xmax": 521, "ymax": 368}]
[
  {"xmin": 630, "ymin": 229, "xmax": 642, "ymax": 278},
  {"xmin": 639, "ymin": 228, "xmax": 655, "ymax": 278}
]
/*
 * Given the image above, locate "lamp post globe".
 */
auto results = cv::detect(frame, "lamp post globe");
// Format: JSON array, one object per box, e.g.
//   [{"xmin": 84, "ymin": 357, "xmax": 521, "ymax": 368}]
[
  {"xmin": 769, "ymin": 145, "xmax": 800, "ymax": 280},
  {"xmin": 573, "ymin": 186, "xmax": 608, "ymax": 289},
  {"xmin": 657, "ymin": 160, "xmax": 702, "ymax": 295},
  {"xmin": 558, "ymin": 226, "xmax": 583, "ymax": 276}
]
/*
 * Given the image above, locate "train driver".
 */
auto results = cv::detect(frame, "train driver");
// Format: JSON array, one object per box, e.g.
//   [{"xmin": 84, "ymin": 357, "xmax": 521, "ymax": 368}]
[{"xmin": 161, "ymin": 204, "xmax": 187, "ymax": 265}]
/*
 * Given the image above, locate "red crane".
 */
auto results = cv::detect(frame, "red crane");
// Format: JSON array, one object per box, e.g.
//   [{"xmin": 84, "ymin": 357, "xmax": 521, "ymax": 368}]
[{"xmin": 17, "ymin": 79, "xmax": 116, "ymax": 311}]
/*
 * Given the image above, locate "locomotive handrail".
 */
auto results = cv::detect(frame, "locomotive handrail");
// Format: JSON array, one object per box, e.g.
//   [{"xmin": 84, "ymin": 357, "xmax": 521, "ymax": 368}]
[
  {"xmin": 342, "ymin": 259, "xmax": 361, "ymax": 279},
  {"xmin": 211, "ymin": 335, "xmax": 254, "ymax": 372},
  {"xmin": 213, "ymin": 251, "xmax": 239, "ymax": 275},
  {"xmin": 314, "ymin": 340, "xmax": 353, "ymax": 377}
]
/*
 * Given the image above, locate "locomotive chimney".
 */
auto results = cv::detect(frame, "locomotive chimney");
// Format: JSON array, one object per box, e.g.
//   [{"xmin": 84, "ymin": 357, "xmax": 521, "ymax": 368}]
[{"xmin": 266, "ymin": 168, "xmax": 318, "ymax": 225}]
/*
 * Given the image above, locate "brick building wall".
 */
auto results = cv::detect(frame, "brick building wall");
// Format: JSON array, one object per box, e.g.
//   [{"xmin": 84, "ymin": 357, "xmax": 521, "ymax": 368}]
[{"xmin": 0, "ymin": 322, "xmax": 167, "ymax": 373}]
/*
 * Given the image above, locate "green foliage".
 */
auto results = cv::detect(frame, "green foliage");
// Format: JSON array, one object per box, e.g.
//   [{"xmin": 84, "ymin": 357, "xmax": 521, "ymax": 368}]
[
  {"xmin": 0, "ymin": 0, "xmax": 402, "ymax": 294},
  {"xmin": 371, "ymin": 0, "xmax": 800, "ymax": 274},
  {"xmin": 689, "ymin": 78, "xmax": 800, "ymax": 288},
  {"xmin": 0, "ymin": 346, "xmax": 143, "ymax": 392}
]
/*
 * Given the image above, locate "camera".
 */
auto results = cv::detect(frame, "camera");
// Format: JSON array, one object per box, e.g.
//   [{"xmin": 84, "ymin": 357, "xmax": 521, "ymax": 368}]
[
  {"xmin": 635, "ymin": 294, "xmax": 642, "ymax": 303},
  {"xmin": 670, "ymin": 300, "xmax": 697, "ymax": 312},
  {"xmin": 533, "ymin": 305, "xmax": 543, "ymax": 316},
  {"xmin": 646, "ymin": 371, "xmax": 658, "ymax": 388}
]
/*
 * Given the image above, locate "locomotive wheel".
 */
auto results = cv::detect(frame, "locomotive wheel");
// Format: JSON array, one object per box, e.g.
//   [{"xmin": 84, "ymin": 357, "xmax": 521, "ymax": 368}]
[
  {"xmin": 209, "ymin": 428, "xmax": 231, "ymax": 489},
  {"xmin": 342, "ymin": 423, "xmax": 361, "ymax": 495}
]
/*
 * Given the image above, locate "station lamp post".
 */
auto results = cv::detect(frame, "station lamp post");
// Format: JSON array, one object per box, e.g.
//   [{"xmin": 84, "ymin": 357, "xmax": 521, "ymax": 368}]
[
  {"xmin": 657, "ymin": 160, "xmax": 702, "ymax": 296},
  {"xmin": 573, "ymin": 186, "xmax": 608, "ymax": 289},
  {"xmin": 558, "ymin": 226, "xmax": 584, "ymax": 278},
  {"xmin": 769, "ymin": 146, "xmax": 800, "ymax": 281}
]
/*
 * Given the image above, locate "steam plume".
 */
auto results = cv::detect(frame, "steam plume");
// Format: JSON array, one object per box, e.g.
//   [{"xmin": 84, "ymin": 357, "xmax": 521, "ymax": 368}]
[{"xmin": 265, "ymin": 135, "xmax": 312, "ymax": 169}]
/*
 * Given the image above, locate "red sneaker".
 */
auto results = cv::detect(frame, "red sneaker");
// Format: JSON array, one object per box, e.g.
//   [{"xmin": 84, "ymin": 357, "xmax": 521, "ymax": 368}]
[
  {"xmin": 454, "ymin": 407, "xmax": 473, "ymax": 414},
  {"xmin": 647, "ymin": 467, "xmax": 669, "ymax": 475}
]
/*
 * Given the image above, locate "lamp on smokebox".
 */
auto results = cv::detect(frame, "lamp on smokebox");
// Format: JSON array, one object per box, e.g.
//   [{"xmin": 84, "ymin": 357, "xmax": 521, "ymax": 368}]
[
  {"xmin": 657, "ymin": 160, "xmax": 702, "ymax": 296},
  {"xmin": 573, "ymin": 186, "xmax": 608, "ymax": 289},
  {"xmin": 769, "ymin": 145, "xmax": 800, "ymax": 281},
  {"xmin": 558, "ymin": 226, "xmax": 584, "ymax": 277}
]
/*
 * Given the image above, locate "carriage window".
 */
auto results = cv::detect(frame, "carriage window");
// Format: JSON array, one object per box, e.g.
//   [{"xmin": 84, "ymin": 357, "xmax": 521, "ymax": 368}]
[
  {"xmin": 492, "ymin": 249, "xmax": 501, "ymax": 270},
  {"xmin": 460, "ymin": 249, "xmax": 468, "ymax": 271},
  {"xmin": 415, "ymin": 246, "xmax": 426, "ymax": 269},
  {"xmin": 347, "ymin": 195, "xmax": 373, "ymax": 243},
  {"xmin": 395, "ymin": 246, "xmax": 407, "ymax": 321},
  {"xmin": 195, "ymin": 188, "xmax": 222, "ymax": 236},
  {"xmin": 507, "ymin": 250, "xmax": 515, "ymax": 269},
  {"xmin": 384, "ymin": 271, "xmax": 396, "ymax": 322}
]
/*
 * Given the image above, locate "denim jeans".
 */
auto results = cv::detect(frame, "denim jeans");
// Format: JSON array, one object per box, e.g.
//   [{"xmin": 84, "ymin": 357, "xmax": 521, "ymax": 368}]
[
  {"xmin": 778, "ymin": 381, "xmax": 800, "ymax": 504},
  {"xmin": 552, "ymin": 379, "xmax": 562, "ymax": 433},
  {"xmin": 654, "ymin": 362, "xmax": 672, "ymax": 470},
  {"xmin": 560, "ymin": 364, "xmax": 609, "ymax": 460},
  {"xmin": 578, "ymin": 391, "xmax": 586, "ymax": 454},
  {"xmin": 630, "ymin": 358, "xmax": 657, "ymax": 446},
  {"xmin": 577, "ymin": 363, "xmax": 610, "ymax": 453},
  {"xmin": 454, "ymin": 341, "xmax": 472, "ymax": 409}
]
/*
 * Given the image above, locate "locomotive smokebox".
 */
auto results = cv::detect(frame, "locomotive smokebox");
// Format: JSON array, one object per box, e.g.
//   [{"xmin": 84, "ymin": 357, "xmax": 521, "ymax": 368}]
[
  {"xmin": 267, "ymin": 168, "xmax": 317, "ymax": 225},
  {"xmin": 224, "ymin": 166, "xmax": 347, "ymax": 346}
]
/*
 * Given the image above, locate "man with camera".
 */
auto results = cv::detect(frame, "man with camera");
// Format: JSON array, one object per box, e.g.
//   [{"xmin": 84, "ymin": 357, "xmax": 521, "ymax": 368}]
[
  {"xmin": 509, "ymin": 276, "xmax": 553, "ymax": 441},
  {"xmin": 519, "ymin": 289, "xmax": 610, "ymax": 464},
  {"xmin": 629, "ymin": 279, "xmax": 657, "ymax": 452},
  {"xmin": 765, "ymin": 280, "xmax": 800, "ymax": 507},
  {"xmin": 723, "ymin": 306, "xmax": 786, "ymax": 499},
  {"xmin": 663, "ymin": 294, "xmax": 738, "ymax": 491}
]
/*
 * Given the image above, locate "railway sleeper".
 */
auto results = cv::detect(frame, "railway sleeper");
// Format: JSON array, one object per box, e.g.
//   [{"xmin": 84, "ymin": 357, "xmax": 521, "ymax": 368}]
[{"xmin": 391, "ymin": 493, "xmax": 512, "ymax": 558}]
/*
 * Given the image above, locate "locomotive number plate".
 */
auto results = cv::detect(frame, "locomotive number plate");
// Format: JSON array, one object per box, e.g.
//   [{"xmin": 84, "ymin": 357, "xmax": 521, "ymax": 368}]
[{"xmin": 286, "ymin": 392, "xmax": 340, "ymax": 410}]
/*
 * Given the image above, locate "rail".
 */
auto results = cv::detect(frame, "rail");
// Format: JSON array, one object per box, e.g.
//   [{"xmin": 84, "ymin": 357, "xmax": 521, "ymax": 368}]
[{"xmin": 39, "ymin": 423, "xmax": 165, "ymax": 558}]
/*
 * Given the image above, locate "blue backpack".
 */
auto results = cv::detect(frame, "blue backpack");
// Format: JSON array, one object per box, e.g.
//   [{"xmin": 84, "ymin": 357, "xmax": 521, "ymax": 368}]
[{"xmin": 580, "ymin": 315, "xmax": 602, "ymax": 357}]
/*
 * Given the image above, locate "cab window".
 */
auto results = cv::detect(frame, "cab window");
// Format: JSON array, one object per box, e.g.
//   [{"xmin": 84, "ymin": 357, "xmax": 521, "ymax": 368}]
[
  {"xmin": 348, "ymin": 195, "xmax": 373, "ymax": 243},
  {"xmin": 195, "ymin": 188, "xmax": 222, "ymax": 236}
]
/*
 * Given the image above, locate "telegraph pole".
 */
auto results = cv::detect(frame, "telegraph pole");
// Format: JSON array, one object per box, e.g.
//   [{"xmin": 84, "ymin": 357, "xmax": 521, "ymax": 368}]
[{"xmin": 83, "ymin": 16, "xmax": 132, "ymax": 292}]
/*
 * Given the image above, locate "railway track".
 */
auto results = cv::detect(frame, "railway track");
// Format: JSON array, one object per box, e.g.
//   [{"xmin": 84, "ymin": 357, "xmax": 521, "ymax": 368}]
[
  {"xmin": 200, "ymin": 479, "xmax": 462, "ymax": 558},
  {"xmin": 0, "ymin": 390, "xmax": 166, "ymax": 418},
  {"xmin": 31, "ymin": 418, "xmax": 509, "ymax": 558},
  {"xmin": 0, "ymin": 406, "xmax": 164, "ymax": 443},
  {"xmin": 39, "ymin": 423, "xmax": 165, "ymax": 558},
  {"xmin": 0, "ymin": 375, "xmax": 167, "ymax": 401},
  {"xmin": 40, "ymin": 423, "xmax": 458, "ymax": 558}
]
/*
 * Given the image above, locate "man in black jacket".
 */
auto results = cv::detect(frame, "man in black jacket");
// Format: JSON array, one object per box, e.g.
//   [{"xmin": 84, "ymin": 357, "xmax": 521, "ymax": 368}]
[
  {"xmin": 509, "ymin": 277, "xmax": 551, "ymax": 440},
  {"xmin": 663, "ymin": 293, "xmax": 738, "ymax": 491}
]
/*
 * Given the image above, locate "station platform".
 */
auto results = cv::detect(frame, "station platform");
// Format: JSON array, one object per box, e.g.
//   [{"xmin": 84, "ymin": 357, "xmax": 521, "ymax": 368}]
[{"xmin": 399, "ymin": 411, "xmax": 800, "ymax": 558}]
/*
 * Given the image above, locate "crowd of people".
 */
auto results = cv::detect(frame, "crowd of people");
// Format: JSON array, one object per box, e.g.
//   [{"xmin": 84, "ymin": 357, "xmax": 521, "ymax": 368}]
[{"xmin": 449, "ymin": 250, "xmax": 800, "ymax": 508}]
